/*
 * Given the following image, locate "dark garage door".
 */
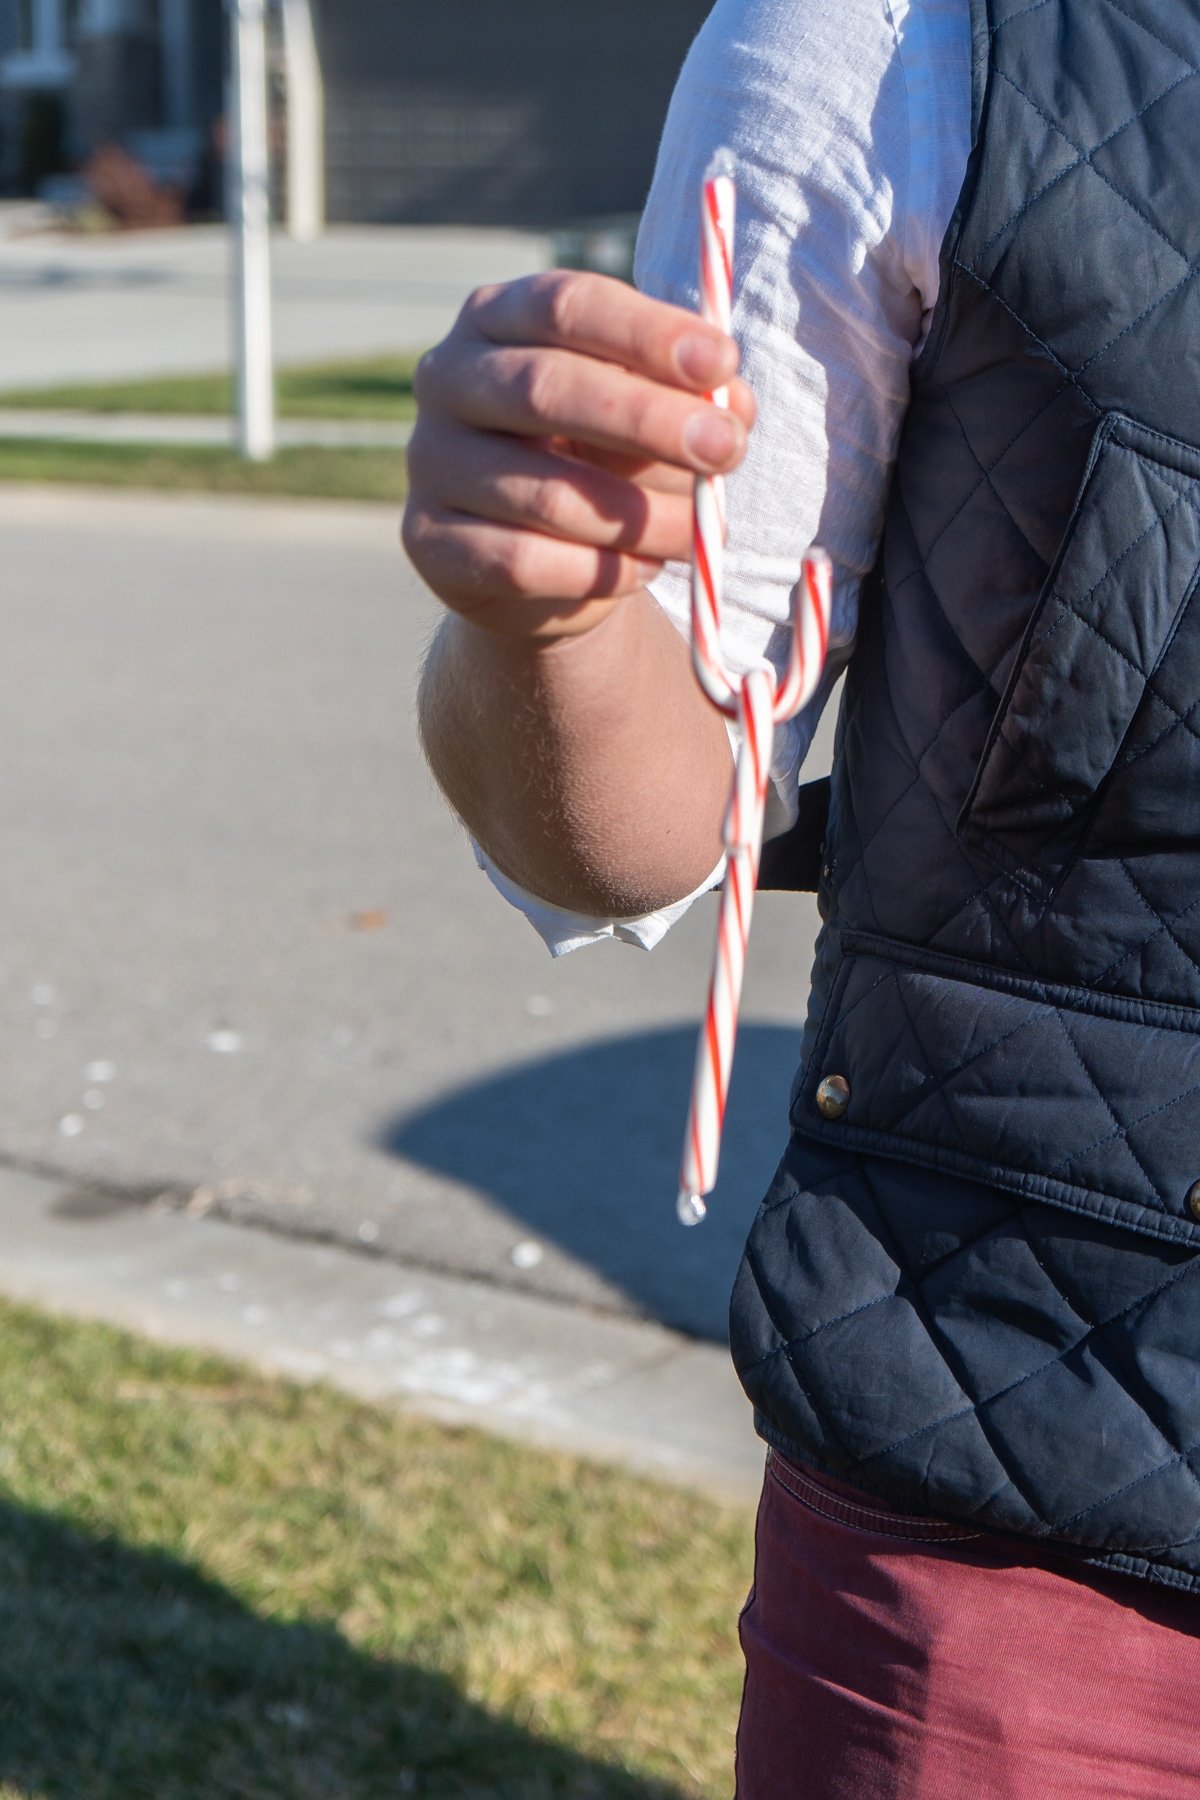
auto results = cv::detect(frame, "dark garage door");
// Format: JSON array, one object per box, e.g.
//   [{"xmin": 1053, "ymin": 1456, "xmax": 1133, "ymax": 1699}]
[{"xmin": 316, "ymin": 0, "xmax": 711, "ymax": 227}]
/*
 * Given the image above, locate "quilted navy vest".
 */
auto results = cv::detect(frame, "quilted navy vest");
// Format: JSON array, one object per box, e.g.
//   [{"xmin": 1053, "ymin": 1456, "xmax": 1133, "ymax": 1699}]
[{"xmin": 731, "ymin": 0, "xmax": 1200, "ymax": 1590}]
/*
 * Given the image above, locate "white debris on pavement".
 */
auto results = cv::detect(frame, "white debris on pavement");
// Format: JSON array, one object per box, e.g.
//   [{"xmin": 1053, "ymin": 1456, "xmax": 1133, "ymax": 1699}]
[{"xmin": 379, "ymin": 1291, "xmax": 423, "ymax": 1319}]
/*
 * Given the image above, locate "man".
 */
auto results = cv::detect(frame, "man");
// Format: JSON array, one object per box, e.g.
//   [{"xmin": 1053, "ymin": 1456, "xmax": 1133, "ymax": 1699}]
[{"xmin": 407, "ymin": 0, "xmax": 1200, "ymax": 1790}]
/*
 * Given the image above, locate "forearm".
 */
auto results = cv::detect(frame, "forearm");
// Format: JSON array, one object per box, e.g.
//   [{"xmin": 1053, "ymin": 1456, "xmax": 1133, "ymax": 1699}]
[{"xmin": 418, "ymin": 588, "xmax": 732, "ymax": 917}]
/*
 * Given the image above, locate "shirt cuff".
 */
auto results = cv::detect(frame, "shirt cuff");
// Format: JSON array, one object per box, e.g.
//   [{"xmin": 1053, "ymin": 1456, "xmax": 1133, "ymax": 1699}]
[{"xmin": 472, "ymin": 842, "xmax": 727, "ymax": 957}]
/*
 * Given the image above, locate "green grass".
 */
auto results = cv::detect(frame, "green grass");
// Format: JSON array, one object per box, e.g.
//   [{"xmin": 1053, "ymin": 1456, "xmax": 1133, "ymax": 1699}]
[
  {"xmin": 0, "ymin": 439, "xmax": 406, "ymax": 503},
  {"xmin": 0, "ymin": 1300, "xmax": 752, "ymax": 1799},
  {"xmin": 0, "ymin": 355, "xmax": 419, "ymax": 498},
  {"xmin": 0, "ymin": 354, "xmax": 421, "ymax": 422}
]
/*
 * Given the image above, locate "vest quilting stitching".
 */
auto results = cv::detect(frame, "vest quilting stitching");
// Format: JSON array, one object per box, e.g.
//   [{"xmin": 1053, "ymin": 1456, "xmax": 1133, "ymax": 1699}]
[{"xmin": 730, "ymin": 0, "xmax": 1200, "ymax": 1588}]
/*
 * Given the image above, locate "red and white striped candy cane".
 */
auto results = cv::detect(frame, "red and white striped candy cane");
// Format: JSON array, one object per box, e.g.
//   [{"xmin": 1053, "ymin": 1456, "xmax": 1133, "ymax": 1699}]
[
  {"xmin": 677, "ymin": 149, "xmax": 834, "ymax": 1226},
  {"xmin": 691, "ymin": 150, "xmax": 738, "ymax": 711}
]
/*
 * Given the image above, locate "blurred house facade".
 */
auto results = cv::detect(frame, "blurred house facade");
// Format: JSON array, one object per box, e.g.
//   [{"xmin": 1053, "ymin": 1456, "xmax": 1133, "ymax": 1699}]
[
  {"xmin": 0, "ymin": 1, "xmax": 221, "ymax": 196},
  {"xmin": 0, "ymin": 0, "xmax": 710, "ymax": 227}
]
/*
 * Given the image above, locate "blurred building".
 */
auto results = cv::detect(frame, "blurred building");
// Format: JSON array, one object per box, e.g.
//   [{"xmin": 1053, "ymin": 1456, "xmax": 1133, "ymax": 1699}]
[
  {"xmin": 0, "ymin": 0, "xmax": 710, "ymax": 227},
  {"xmin": 0, "ymin": 1, "xmax": 221, "ymax": 198}
]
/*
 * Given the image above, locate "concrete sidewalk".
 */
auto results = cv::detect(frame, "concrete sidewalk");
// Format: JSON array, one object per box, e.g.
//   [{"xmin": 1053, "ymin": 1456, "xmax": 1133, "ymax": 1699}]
[
  {"xmin": 0, "ymin": 1160, "xmax": 763, "ymax": 1506},
  {"xmin": 0, "ymin": 409, "xmax": 413, "ymax": 448}
]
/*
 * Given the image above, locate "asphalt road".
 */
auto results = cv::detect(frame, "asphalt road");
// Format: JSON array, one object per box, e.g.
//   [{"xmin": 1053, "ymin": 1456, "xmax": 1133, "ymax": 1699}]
[
  {"xmin": 0, "ymin": 486, "xmax": 833, "ymax": 1342},
  {"xmin": 0, "ymin": 222, "xmax": 550, "ymax": 388}
]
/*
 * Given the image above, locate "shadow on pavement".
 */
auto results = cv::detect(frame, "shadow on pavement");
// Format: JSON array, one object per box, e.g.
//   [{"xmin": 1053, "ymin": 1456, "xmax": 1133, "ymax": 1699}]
[
  {"xmin": 382, "ymin": 1023, "xmax": 802, "ymax": 1341},
  {"xmin": 0, "ymin": 1501, "xmax": 689, "ymax": 1800}
]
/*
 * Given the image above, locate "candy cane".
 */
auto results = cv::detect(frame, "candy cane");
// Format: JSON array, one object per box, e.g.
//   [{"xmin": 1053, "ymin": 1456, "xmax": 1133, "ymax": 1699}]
[
  {"xmin": 677, "ymin": 148, "xmax": 833, "ymax": 1227},
  {"xmin": 691, "ymin": 150, "xmax": 738, "ymax": 712}
]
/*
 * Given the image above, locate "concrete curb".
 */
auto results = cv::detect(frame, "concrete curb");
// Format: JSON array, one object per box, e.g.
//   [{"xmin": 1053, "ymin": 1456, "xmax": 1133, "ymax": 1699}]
[{"xmin": 0, "ymin": 1164, "xmax": 763, "ymax": 1507}]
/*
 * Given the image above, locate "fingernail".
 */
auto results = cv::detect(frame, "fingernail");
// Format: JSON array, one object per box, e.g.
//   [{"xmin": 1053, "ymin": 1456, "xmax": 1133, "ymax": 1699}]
[
  {"xmin": 675, "ymin": 332, "xmax": 732, "ymax": 385},
  {"xmin": 683, "ymin": 410, "xmax": 740, "ymax": 469}
]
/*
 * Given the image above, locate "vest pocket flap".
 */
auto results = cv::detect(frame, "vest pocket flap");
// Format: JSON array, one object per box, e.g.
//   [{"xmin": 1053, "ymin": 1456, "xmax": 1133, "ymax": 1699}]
[
  {"xmin": 960, "ymin": 415, "xmax": 1200, "ymax": 855},
  {"xmin": 795, "ymin": 931, "xmax": 1200, "ymax": 1248}
]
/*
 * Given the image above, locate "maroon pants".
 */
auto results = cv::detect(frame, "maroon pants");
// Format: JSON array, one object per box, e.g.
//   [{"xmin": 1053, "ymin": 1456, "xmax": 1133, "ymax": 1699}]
[{"xmin": 736, "ymin": 1451, "xmax": 1200, "ymax": 1799}]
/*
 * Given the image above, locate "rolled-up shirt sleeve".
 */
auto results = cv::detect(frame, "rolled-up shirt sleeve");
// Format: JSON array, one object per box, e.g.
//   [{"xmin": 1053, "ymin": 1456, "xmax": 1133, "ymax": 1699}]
[{"xmin": 476, "ymin": 0, "xmax": 970, "ymax": 954}]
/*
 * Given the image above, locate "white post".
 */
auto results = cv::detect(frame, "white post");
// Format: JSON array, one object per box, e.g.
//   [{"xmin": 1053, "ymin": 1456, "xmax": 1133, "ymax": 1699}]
[
  {"xmin": 229, "ymin": 0, "xmax": 274, "ymax": 461},
  {"xmin": 280, "ymin": 0, "xmax": 324, "ymax": 241}
]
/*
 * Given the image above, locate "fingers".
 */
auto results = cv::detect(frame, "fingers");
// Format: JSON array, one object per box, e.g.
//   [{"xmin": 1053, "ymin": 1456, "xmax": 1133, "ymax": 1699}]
[
  {"xmin": 402, "ymin": 502, "xmax": 662, "ymax": 638},
  {"xmin": 416, "ymin": 270, "xmax": 756, "ymax": 475},
  {"xmin": 464, "ymin": 270, "xmax": 739, "ymax": 393},
  {"xmin": 407, "ymin": 421, "xmax": 694, "ymax": 563},
  {"xmin": 404, "ymin": 268, "xmax": 756, "ymax": 638},
  {"xmin": 419, "ymin": 342, "xmax": 753, "ymax": 474},
  {"xmin": 561, "ymin": 443, "xmax": 697, "ymax": 497}
]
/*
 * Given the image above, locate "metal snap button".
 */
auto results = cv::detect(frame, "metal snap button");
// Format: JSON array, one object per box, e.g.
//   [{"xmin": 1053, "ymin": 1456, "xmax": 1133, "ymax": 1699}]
[
  {"xmin": 1187, "ymin": 1181, "xmax": 1200, "ymax": 1224},
  {"xmin": 816, "ymin": 1074, "xmax": 850, "ymax": 1121}
]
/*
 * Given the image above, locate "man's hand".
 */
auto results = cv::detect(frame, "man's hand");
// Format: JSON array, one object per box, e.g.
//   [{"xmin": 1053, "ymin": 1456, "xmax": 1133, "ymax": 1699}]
[
  {"xmin": 410, "ymin": 270, "xmax": 750, "ymax": 917},
  {"xmin": 402, "ymin": 270, "xmax": 755, "ymax": 640}
]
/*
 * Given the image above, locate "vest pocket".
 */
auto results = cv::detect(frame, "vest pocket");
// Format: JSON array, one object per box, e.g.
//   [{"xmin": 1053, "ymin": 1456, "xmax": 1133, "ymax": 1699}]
[
  {"xmin": 794, "ymin": 929, "xmax": 1200, "ymax": 1249},
  {"xmin": 959, "ymin": 413, "xmax": 1200, "ymax": 868}
]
